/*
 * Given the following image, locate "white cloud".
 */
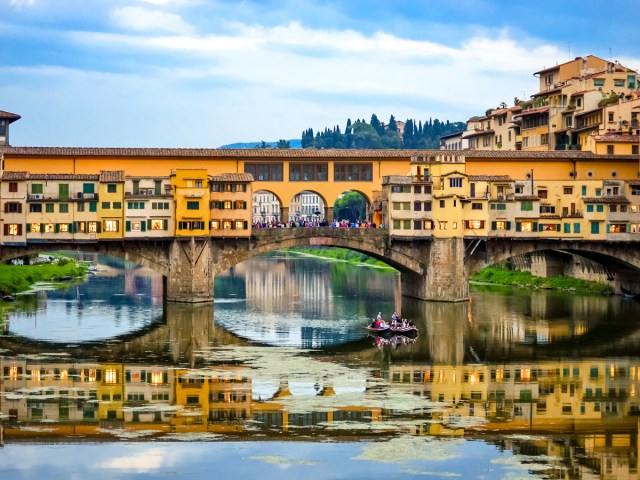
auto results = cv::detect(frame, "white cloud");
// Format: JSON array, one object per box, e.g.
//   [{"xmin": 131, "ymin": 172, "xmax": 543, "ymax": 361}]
[
  {"xmin": 97, "ymin": 447, "xmax": 177, "ymax": 472},
  {"xmin": 112, "ymin": 6, "xmax": 195, "ymax": 35},
  {"xmin": 10, "ymin": 0, "xmax": 36, "ymax": 5}
]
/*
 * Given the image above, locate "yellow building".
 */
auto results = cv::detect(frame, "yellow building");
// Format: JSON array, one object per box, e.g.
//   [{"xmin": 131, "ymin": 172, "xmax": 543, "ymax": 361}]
[
  {"xmin": 97, "ymin": 171, "xmax": 125, "ymax": 239},
  {"xmin": 209, "ymin": 173, "xmax": 253, "ymax": 237},
  {"xmin": 171, "ymin": 169, "xmax": 210, "ymax": 237}
]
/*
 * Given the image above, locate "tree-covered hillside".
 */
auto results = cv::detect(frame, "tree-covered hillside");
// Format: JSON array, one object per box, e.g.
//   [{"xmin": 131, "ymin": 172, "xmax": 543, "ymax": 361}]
[{"xmin": 301, "ymin": 114, "xmax": 465, "ymax": 149}]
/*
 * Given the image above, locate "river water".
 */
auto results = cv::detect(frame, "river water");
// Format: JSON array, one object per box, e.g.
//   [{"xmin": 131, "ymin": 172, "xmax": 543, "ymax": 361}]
[{"xmin": 1, "ymin": 251, "xmax": 640, "ymax": 479}]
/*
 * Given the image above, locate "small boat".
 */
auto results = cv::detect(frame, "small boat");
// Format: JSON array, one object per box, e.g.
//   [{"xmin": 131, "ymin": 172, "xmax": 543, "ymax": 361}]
[
  {"xmin": 57, "ymin": 275, "xmax": 74, "ymax": 282},
  {"xmin": 366, "ymin": 324, "xmax": 392, "ymax": 335},
  {"xmin": 2, "ymin": 295, "xmax": 15, "ymax": 302},
  {"xmin": 391, "ymin": 324, "xmax": 419, "ymax": 336}
]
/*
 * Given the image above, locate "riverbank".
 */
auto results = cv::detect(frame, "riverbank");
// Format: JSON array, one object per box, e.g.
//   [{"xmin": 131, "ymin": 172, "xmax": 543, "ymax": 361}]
[
  {"xmin": 282, "ymin": 247, "xmax": 396, "ymax": 269},
  {"xmin": 0, "ymin": 256, "xmax": 88, "ymax": 296},
  {"xmin": 470, "ymin": 267, "xmax": 613, "ymax": 295}
]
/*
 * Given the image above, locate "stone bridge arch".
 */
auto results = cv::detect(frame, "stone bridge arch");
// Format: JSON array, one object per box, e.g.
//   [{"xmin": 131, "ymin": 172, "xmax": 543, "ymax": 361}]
[
  {"xmin": 213, "ymin": 228, "xmax": 424, "ymax": 276},
  {"xmin": 0, "ymin": 240, "xmax": 172, "ymax": 277},
  {"xmin": 468, "ymin": 238, "xmax": 640, "ymax": 292}
]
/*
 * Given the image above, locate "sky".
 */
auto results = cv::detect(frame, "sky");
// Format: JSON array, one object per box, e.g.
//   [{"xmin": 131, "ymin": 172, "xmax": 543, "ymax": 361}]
[{"xmin": 1, "ymin": 0, "xmax": 639, "ymax": 148}]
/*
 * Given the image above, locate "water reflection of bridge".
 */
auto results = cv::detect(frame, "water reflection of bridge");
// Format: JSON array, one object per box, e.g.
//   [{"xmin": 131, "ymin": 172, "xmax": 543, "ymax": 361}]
[{"xmin": 3, "ymin": 298, "xmax": 640, "ymax": 371}]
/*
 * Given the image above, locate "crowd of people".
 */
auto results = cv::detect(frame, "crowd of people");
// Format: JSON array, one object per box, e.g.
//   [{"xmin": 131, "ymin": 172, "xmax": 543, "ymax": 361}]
[{"xmin": 252, "ymin": 219, "xmax": 382, "ymax": 229}]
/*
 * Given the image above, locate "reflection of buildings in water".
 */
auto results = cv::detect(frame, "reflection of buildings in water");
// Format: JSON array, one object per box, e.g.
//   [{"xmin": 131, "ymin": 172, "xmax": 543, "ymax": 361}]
[
  {"xmin": 3, "ymin": 356, "xmax": 640, "ymax": 477},
  {"xmin": 469, "ymin": 291, "xmax": 626, "ymax": 351},
  {"xmin": 123, "ymin": 267, "xmax": 163, "ymax": 305},
  {"xmin": 236, "ymin": 257, "xmax": 333, "ymax": 316}
]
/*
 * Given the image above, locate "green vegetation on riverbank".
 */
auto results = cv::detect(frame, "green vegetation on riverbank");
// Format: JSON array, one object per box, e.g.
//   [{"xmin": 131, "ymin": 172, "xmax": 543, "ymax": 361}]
[
  {"xmin": 470, "ymin": 267, "xmax": 613, "ymax": 295},
  {"xmin": 283, "ymin": 247, "xmax": 396, "ymax": 269},
  {"xmin": 0, "ymin": 257, "xmax": 88, "ymax": 295}
]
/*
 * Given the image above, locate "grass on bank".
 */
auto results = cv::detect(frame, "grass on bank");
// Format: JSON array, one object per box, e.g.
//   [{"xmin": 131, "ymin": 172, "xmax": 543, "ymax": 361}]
[
  {"xmin": 282, "ymin": 247, "xmax": 396, "ymax": 269},
  {"xmin": 0, "ymin": 257, "xmax": 88, "ymax": 295},
  {"xmin": 470, "ymin": 266, "xmax": 613, "ymax": 295}
]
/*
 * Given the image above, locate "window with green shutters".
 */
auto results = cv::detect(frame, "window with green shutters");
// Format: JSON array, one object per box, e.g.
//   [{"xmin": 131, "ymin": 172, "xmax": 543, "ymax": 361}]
[
  {"xmin": 107, "ymin": 184, "xmax": 117, "ymax": 193},
  {"xmin": 31, "ymin": 183, "xmax": 43, "ymax": 194},
  {"xmin": 89, "ymin": 202, "xmax": 97, "ymax": 212},
  {"xmin": 591, "ymin": 221, "xmax": 600, "ymax": 234},
  {"xmin": 59, "ymin": 183, "xmax": 69, "ymax": 200},
  {"xmin": 59, "ymin": 203, "xmax": 69, "ymax": 213},
  {"xmin": 45, "ymin": 203, "xmax": 54, "ymax": 213},
  {"xmin": 83, "ymin": 183, "xmax": 95, "ymax": 194},
  {"xmin": 573, "ymin": 223, "xmax": 581, "ymax": 233},
  {"xmin": 520, "ymin": 201, "xmax": 533, "ymax": 211},
  {"xmin": 596, "ymin": 205, "xmax": 604, "ymax": 212},
  {"xmin": 187, "ymin": 201, "xmax": 199, "ymax": 210},
  {"xmin": 563, "ymin": 223, "xmax": 570, "ymax": 233},
  {"xmin": 587, "ymin": 205, "xmax": 594, "ymax": 212}
]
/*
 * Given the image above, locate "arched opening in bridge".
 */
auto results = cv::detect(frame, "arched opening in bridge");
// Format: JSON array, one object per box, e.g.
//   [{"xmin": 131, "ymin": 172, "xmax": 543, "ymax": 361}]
[
  {"xmin": 214, "ymin": 247, "xmax": 401, "ymax": 348},
  {"xmin": 0, "ymin": 250, "xmax": 164, "ymax": 343},
  {"xmin": 333, "ymin": 190, "xmax": 372, "ymax": 225},
  {"xmin": 475, "ymin": 246, "xmax": 640, "ymax": 296},
  {"xmin": 252, "ymin": 189, "xmax": 283, "ymax": 225},
  {"xmin": 287, "ymin": 190, "xmax": 327, "ymax": 224}
]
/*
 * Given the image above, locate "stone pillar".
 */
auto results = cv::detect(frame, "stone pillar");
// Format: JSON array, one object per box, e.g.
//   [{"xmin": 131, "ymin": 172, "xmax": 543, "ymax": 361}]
[
  {"xmin": 165, "ymin": 302, "xmax": 214, "ymax": 366},
  {"xmin": 325, "ymin": 207, "xmax": 334, "ymax": 223},
  {"xmin": 281, "ymin": 206, "xmax": 290, "ymax": 223},
  {"xmin": 166, "ymin": 237, "xmax": 214, "ymax": 303},
  {"xmin": 529, "ymin": 251, "xmax": 567, "ymax": 278},
  {"xmin": 401, "ymin": 238, "xmax": 469, "ymax": 302}
]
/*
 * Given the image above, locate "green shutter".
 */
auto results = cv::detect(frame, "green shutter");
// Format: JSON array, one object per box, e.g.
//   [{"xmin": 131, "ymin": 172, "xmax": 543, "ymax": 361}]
[
  {"xmin": 125, "ymin": 221, "xmax": 131, "ymax": 232},
  {"xmin": 26, "ymin": 223, "xmax": 31, "ymax": 233},
  {"xmin": 533, "ymin": 222, "xmax": 538, "ymax": 232},
  {"xmin": 574, "ymin": 223, "xmax": 580, "ymax": 233},
  {"xmin": 163, "ymin": 219, "xmax": 168, "ymax": 230},
  {"xmin": 55, "ymin": 223, "xmax": 60, "ymax": 233},
  {"xmin": 141, "ymin": 221, "xmax": 146, "ymax": 232},
  {"xmin": 491, "ymin": 221, "xmax": 496, "ymax": 230},
  {"xmin": 506, "ymin": 222, "xmax": 511, "ymax": 231},
  {"xmin": 97, "ymin": 222, "xmax": 102, "ymax": 233},
  {"xmin": 244, "ymin": 221, "xmax": 248, "ymax": 229},
  {"xmin": 515, "ymin": 222, "xmax": 521, "ymax": 232},
  {"xmin": 563, "ymin": 223, "xmax": 570, "ymax": 234}
]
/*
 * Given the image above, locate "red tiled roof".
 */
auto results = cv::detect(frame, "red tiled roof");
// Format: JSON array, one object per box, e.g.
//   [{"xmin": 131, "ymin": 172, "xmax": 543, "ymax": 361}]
[
  {"xmin": 0, "ymin": 110, "xmax": 20, "ymax": 122},
  {"xmin": 210, "ymin": 173, "xmax": 254, "ymax": 182},
  {"xmin": 583, "ymin": 195, "xmax": 630, "ymax": 204},
  {"xmin": 596, "ymin": 134, "xmax": 640, "ymax": 143},
  {"xmin": 100, "ymin": 170, "xmax": 125, "ymax": 182},
  {"xmin": 0, "ymin": 171, "xmax": 28, "ymax": 180},
  {"xmin": 30, "ymin": 173, "xmax": 100, "ymax": 180},
  {"xmin": 517, "ymin": 107, "xmax": 549, "ymax": 116},
  {"xmin": 0, "ymin": 146, "xmax": 440, "ymax": 159},
  {"xmin": 467, "ymin": 175, "xmax": 513, "ymax": 182},
  {"xmin": 514, "ymin": 195, "xmax": 540, "ymax": 201}
]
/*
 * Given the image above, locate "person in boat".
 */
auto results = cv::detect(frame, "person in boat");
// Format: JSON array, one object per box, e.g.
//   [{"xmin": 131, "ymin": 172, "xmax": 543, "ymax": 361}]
[
  {"xmin": 391, "ymin": 312, "xmax": 399, "ymax": 326},
  {"xmin": 376, "ymin": 312, "xmax": 382, "ymax": 320}
]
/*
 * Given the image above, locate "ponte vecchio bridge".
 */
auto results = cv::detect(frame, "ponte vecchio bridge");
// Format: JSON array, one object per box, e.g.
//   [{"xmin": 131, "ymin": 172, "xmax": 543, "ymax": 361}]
[{"xmin": 2, "ymin": 227, "xmax": 640, "ymax": 303}]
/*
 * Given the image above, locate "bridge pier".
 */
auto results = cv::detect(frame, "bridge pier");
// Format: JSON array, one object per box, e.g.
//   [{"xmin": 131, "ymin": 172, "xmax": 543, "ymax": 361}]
[
  {"xmin": 401, "ymin": 238, "xmax": 469, "ymax": 302},
  {"xmin": 165, "ymin": 238, "xmax": 214, "ymax": 303}
]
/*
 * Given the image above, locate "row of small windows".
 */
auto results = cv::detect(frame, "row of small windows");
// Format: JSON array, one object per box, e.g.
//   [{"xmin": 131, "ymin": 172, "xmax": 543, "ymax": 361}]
[
  {"xmin": 176, "ymin": 220, "xmax": 250, "ymax": 231},
  {"xmin": 244, "ymin": 163, "xmax": 373, "ymax": 182}
]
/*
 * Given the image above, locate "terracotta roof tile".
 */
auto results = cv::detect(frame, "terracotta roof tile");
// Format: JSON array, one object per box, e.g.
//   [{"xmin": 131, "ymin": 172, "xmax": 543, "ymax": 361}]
[
  {"xmin": 514, "ymin": 195, "xmax": 540, "ymax": 201},
  {"xmin": 30, "ymin": 173, "xmax": 100, "ymax": 181},
  {"xmin": 0, "ymin": 110, "xmax": 20, "ymax": 122},
  {"xmin": 583, "ymin": 195, "xmax": 630, "ymax": 204},
  {"xmin": 468, "ymin": 175, "xmax": 513, "ymax": 182},
  {"xmin": 100, "ymin": 170, "xmax": 125, "ymax": 182},
  {"xmin": 210, "ymin": 173, "xmax": 254, "ymax": 182},
  {"xmin": 0, "ymin": 146, "xmax": 637, "ymax": 162},
  {"xmin": 0, "ymin": 171, "xmax": 28, "ymax": 180},
  {"xmin": 596, "ymin": 134, "xmax": 640, "ymax": 143}
]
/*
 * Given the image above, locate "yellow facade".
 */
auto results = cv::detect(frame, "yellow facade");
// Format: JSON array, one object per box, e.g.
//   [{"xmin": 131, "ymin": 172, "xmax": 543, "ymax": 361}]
[
  {"xmin": 209, "ymin": 173, "xmax": 253, "ymax": 237},
  {"xmin": 171, "ymin": 169, "xmax": 210, "ymax": 237},
  {"xmin": 97, "ymin": 171, "xmax": 125, "ymax": 239}
]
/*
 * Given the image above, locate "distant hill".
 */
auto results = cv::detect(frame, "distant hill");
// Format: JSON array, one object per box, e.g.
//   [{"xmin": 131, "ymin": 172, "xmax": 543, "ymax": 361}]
[{"xmin": 219, "ymin": 139, "xmax": 302, "ymax": 149}]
